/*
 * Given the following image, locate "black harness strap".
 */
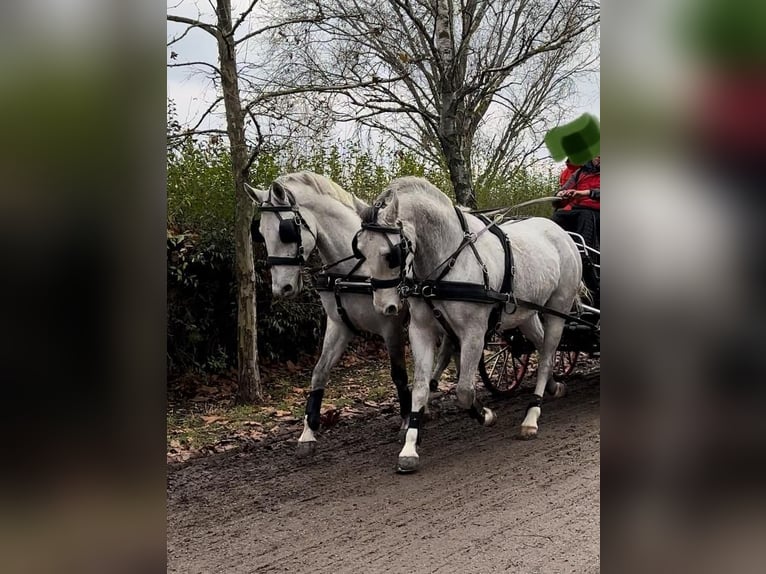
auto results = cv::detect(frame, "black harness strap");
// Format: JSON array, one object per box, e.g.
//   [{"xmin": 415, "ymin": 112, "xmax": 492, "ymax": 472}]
[
  {"xmin": 477, "ymin": 213, "xmax": 515, "ymax": 336},
  {"xmin": 454, "ymin": 208, "xmax": 490, "ymax": 289},
  {"xmin": 313, "ymin": 272, "xmax": 372, "ymax": 336},
  {"xmin": 421, "ymin": 211, "xmax": 517, "ymax": 347}
]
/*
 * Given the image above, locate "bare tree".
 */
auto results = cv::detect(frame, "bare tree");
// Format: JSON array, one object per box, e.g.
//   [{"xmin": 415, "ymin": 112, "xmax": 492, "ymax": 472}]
[
  {"xmin": 167, "ymin": 0, "xmax": 405, "ymax": 402},
  {"xmin": 274, "ymin": 0, "xmax": 600, "ymax": 207},
  {"xmin": 168, "ymin": 1, "xmax": 265, "ymax": 403}
]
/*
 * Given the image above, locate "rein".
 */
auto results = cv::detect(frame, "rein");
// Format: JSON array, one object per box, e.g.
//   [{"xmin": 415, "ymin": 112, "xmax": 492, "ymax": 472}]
[{"xmin": 360, "ymin": 195, "xmax": 598, "ymax": 344}]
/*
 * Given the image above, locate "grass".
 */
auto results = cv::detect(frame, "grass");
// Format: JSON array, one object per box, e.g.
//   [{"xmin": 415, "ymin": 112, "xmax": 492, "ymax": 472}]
[{"xmin": 167, "ymin": 352, "xmax": 417, "ymax": 462}]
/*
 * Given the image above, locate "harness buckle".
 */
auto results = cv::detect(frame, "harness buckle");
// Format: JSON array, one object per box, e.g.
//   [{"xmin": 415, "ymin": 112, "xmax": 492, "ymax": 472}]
[
  {"xmin": 503, "ymin": 291, "xmax": 518, "ymax": 314},
  {"xmin": 464, "ymin": 231, "xmax": 477, "ymax": 243},
  {"xmin": 448, "ymin": 258, "xmax": 456, "ymax": 269},
  {"xmin": 421, "ymin": 284, "xmax": 435, "ymax": 298}
]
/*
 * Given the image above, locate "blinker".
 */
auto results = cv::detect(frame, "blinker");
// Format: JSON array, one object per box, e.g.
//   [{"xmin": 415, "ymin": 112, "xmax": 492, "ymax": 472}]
[
  {"xmin": 252, "ymin": 218, "xmax": 265, "ymax": 243},
  {"xmin": 278, "ymin": 218, "xmax": 301, "ymax": 243}
]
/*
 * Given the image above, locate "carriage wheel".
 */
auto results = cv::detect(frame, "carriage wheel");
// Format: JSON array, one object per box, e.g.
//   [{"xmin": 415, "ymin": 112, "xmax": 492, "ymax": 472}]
[
  {"xmin": 554, "ymin": 350, "xmax": 580, "ymax": 379},
  {"xmin": 478, "ymin": 333, "xmax": 530, "ymax": 398}
]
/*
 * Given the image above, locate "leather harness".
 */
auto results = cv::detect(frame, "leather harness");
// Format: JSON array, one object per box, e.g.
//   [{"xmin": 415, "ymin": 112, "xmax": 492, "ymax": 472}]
[{"xmin": 361, "ymin": 205, "xmax": 596, "ymax": 348}]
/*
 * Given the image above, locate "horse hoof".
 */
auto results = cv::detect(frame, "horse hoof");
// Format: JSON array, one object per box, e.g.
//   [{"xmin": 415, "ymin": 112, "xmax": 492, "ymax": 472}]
[
  {"xmin": 296, "ymin": 441, "xmax": 317, "ymax": 458},
  {"xmin": 396, "ymin": 456, "xmax": 420, "ymax": 474},
  {"xmin": 519, "ymin": 426, "xmax": 538, "ymax": 440},
  {"xmin": 553, "ymin": 382, "xmax": 567, "ymax": 399},
  {"xmin": 429, "ymin": 379, "xmax": 439, "ymax": 392},
  {"xmin": 482, "ymin": 408, "xmax": 497, "ymax": 427}
]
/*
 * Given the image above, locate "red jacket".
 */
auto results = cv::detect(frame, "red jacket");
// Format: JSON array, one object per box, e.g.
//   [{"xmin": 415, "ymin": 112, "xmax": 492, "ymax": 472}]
[{"xmin": 556, "ymin": 161, "xmax": 600, "ymax": 211}]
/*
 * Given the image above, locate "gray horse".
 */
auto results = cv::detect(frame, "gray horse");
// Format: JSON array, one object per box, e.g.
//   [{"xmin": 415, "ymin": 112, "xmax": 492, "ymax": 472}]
[
  {"xmin": 245, "ymin": 172, "xmax": 454, "ymax": 456},
  {"xmin": 353, "ymin": 177, "xmax": 583, "ymax": 473}
]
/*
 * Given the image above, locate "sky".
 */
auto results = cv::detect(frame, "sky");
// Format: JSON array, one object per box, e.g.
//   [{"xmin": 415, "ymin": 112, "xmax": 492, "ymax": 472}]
[{"xmin": 167, "ymin": 0, "xmax": 601, "ymax": 155}]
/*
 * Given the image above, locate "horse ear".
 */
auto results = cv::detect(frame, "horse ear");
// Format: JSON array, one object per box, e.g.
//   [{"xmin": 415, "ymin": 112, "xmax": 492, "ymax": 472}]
[
  {"xmin": 272, "ymin": 181, "xmax": 286, "ymax": 201},
  {"xmin": 244, "ymin": 183, "xmax": 268, "ymax": 204},
  {"xmin": 350, "ymin": 195, "xmax": 369, "ymax": 216}
]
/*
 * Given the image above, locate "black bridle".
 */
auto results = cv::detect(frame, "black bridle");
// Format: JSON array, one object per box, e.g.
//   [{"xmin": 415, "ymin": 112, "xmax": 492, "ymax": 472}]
[
  {"xmin": 352, "ymin": 219, "xmax": 412, "ymax": 290},
  {"xmin": 252, "ymin": 189, "xmax": 317, "ymax": 267}
]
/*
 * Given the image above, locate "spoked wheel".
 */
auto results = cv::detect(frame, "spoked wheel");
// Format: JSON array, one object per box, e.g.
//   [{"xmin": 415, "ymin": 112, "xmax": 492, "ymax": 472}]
[
  {"xmin": 554, "ymin": 350, "xmax": 581, "ymax": 379},
  {"xmin": 479, "ymin": 332, "xmax": 531, "ymax": 398}
]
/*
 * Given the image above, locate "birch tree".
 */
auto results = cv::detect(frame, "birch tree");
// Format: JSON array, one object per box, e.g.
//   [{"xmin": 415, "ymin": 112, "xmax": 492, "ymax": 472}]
[{"xmin": 274, "ymin": 0, "xmax": 599, "ymax": 207}]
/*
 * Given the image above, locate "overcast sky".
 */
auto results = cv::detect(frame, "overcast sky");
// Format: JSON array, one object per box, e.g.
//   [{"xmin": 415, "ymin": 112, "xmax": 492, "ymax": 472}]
[{"xmin": 167, "ymin": 0, "xmax": 600, "ymax": 151}]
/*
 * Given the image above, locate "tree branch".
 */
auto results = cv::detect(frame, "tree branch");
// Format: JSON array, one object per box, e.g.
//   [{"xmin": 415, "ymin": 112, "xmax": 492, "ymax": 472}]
[
  {"xmin": 243, "ymin": 109, "xmax": 264, "ymax": 175},
  {"xmin": 167, "ymin": 61, "xmax": 222, "ymax": 76},
  {"xmin": 233, "ymin": 0, "xmax": 260, "ymax": 32},
  {"xmin": 167, "ymin": 14, "xmax": 219, "ymax": 38},
  {"xmin": 167, "ymin": 24, "xmax": 194, "ymax": 47},
  {"xmin": 235, "ymin": 17, "xmax": 324, "ymax": 45},
  {"xmin": 243, "ymin": 75, "xmax": 407, "ymax": 113},
  {"xmin": 167, "ymin": 128, "xmax": 228, "ymax": 141}
]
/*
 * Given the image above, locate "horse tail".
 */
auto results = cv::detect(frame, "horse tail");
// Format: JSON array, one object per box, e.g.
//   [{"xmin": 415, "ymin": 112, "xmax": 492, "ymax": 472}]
[{"xmin": 575, "ymin": 281, "xmax": 591, "ymax": 314}]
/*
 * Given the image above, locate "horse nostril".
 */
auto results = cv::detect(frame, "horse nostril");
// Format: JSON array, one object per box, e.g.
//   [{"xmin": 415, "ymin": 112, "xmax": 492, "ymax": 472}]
[
  {"xmin": 385, "ymin": 304, "xmax": 398, "ymax": 315},
  {"xmin": 282, "ymin": 284, "xmax": 294, "ymax": 295}
]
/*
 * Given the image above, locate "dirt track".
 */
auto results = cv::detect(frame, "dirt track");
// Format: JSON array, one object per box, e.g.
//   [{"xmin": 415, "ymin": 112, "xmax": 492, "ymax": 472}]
[{"xmin": 167, "ymin": 374, "xmax": 600, "ymax": 573}]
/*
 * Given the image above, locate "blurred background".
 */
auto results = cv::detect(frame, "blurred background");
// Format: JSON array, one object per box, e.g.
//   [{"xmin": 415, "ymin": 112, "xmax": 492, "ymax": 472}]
[{"xmin": 604, "ymin": 0, "xmax": 766, "ymax": 571}]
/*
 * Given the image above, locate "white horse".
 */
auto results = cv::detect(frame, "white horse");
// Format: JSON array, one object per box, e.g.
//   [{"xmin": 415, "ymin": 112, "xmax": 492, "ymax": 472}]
[
  {"xmin": 245, "ymin": 172, "xmax": 454, "ymax": 456},
  {"xmin": 353, "ymin": 177, "xmax": 583, "ymax": 473}
]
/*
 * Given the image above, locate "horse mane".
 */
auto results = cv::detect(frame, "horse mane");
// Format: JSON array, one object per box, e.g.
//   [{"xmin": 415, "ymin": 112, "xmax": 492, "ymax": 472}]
[
  {"xmin": 385, "ymin": 176, "xmax": 452, "ymax": 206},
  {"xmin": 273, "ymin": 171, "xmax": 366, "ymax": 211},
  {"xmin": 363, "ymin": 176, "xmax": 452, "ymax": 224}
]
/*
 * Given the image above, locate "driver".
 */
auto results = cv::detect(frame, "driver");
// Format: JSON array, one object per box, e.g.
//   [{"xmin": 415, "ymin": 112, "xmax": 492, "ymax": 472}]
[{"xmin": 552, "ymin": 155, "xmax": 600, "ymax": 305}]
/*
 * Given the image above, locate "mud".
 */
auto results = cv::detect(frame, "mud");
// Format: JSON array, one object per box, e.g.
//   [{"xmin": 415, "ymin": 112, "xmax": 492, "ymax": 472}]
[{"xmin": 168, "ymin": 374, "xmax": 600, "ymax": 573}]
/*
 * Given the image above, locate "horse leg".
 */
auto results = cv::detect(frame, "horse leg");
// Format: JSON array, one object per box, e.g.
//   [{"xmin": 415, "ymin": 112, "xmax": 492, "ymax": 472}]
[
  {"xmin": 454, "ymin": 330, "xmax": 497, "ymax": 427},
  {"xmin": 428, "ymin": 337, "xmax": 454, "ymax": 392},
  {"xmin": 519, "ymin": 315, "xmax": 567, "ymax": 398},
  {"xmin": 397, "ymin": 321, "xmax": 437, "ymax": 473},
  {"xmin": 383, "ymin": 328, "xmax": 411, "ymax": 442},
  {"xmin": 520, "ymin": 314, "xmax": 567, "ymax": 439},
  {"xmin": 297, "ymin": 319, "xmax": 354, "ymax": 457}
]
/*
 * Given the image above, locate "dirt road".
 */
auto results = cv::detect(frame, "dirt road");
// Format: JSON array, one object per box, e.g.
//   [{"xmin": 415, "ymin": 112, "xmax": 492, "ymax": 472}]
[{"xmin": 168, "ymin": 374, "xmax": 600, "ymax": 573}]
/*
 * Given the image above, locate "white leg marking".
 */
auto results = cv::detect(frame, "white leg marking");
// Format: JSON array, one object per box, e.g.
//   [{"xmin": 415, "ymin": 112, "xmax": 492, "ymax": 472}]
[
  {"xmin": 298, "ymin": 416, "xmax": 316, "ymax": 443},
  {"xmin": 520, "ymin": 406, "xmax": 541, "ymax": 437},
  {"xmin": 482, "ymin": 407, "xmax": 497, "ymax": 427},
  {"xmin": 399, "ymin": 428, "xmax": 419, "ymax": 459}
]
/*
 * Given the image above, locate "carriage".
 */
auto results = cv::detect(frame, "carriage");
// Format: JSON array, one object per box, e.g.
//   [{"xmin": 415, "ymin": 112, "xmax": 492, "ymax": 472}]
[{"xmin": 478, "ymin": 223, "xmax": 600, "ymax": 397}]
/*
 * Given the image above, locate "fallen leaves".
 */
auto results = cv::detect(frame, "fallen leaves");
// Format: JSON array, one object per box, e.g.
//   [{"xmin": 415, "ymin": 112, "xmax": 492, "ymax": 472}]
[
  {"xmin": 201, "ymin": 415, "xmax": 225, "ymax": 425},
  {"xmin": 320, "ymin": 408, "xmax": 341, "ymax": 429},
  {"xmin": 168, "ymin": 343, "xmax": 417, "ymax": 464}
]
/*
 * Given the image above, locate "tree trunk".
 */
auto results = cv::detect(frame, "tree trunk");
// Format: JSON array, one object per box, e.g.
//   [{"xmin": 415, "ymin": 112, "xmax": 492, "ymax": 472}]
[
  {"xmin": 435, "ymin": 0, "xmax": 476, "ymax": 208},
  {"xmin": 215, "ymin": 0, "xmax": 262, "ymax": 403},
  {"xmin": 441, "ymin": 134, "xmax": 475, "ymax": 208}
]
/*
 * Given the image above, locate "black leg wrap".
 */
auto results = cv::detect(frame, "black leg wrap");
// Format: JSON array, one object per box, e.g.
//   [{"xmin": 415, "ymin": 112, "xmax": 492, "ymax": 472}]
[
  {"xmin": 468, "ymin": 405, "xmax": 485, "ymax": 424},
  {"xmin": 526, "ymin": 394, "xmax": 543, "ymax": 413},
  {"xmin": 391, "ymin": 364, "xmax": 411, "ymax": 418},
  {"xmin": 407, "ymin": 407, "xmax": 425, "ymax": 444},
  {"xmin": 305, "ymin": 388, "xmax": 324, "ymax": 431}
]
